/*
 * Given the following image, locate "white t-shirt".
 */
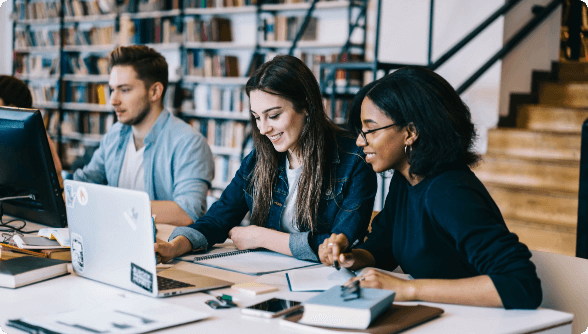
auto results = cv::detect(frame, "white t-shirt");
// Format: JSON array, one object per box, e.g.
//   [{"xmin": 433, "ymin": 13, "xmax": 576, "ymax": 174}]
[
  {"xmin": 118, "ymin": 133, "xmax": 146, "ymax": 192},
  {"xmin": 280, "ymin": 157, "xmax": 302, "ymax": 233}
]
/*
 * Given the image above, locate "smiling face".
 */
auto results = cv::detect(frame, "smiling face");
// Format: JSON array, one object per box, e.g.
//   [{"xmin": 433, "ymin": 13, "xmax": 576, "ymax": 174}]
[
  {"xmin": 357, "ymin": 97, "xmax": 414, "ymax": 174},
  {"xmin": 249, "ymin": 89, "xmax": 307, "ymax": 160},
  {"xmin": 109, "ymin": 65, "xmax": 152, "ymax": 127}
]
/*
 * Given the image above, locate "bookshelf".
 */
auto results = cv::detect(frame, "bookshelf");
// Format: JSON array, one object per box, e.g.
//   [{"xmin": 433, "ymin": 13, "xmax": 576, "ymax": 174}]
[{"xmin": 10, "ymin": 0, "xmax": 370, "ymax": 197}]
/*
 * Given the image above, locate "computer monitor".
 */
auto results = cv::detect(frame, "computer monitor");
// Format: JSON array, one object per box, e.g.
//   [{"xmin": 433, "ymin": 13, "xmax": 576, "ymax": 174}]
[{"xmin": 0, "ymin": 107, "xmax": 67, "ymax": 227}]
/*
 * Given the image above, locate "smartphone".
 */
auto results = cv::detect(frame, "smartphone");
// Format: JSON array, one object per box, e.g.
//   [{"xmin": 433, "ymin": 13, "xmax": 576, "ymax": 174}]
[{"xmin": 241, "ymin": 298, "xmax": 302, "ymax": 318}]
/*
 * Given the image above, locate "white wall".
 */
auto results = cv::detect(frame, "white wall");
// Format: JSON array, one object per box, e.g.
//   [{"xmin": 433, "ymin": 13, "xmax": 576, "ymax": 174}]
[
  {"xmin": 373, "ymin": 0, "xmax": 505, "ymax": 154},
  {"xmin": 0, "ymin": 0, "xmax": 12, "ymax": 75},
  {"xmin": 500, "ymin": 0, "xmax": 562, "ymax": 117}
]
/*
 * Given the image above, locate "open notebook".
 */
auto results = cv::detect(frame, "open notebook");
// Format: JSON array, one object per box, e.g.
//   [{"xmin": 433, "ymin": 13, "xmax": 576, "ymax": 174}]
[{"xmin": 177, "ymin": 242, "xmax": 319, "ymax": 276}]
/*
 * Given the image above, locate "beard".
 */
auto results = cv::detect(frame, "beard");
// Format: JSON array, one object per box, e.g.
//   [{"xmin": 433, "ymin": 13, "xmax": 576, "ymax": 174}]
[{"xmin": 120, "ymin": 102, "xmax": 151, "ymax": 126}]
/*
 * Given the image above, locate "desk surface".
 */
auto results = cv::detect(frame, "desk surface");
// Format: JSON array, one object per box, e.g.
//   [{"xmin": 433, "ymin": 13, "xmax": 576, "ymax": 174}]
[{"xmin": 0, "ymin": 224, "xmax": 574, "ymax": 334}]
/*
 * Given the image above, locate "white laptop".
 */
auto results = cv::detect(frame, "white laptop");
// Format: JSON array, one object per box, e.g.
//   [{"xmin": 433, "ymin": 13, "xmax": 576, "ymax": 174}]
[{"xmin": 63, "ymin": 180, "xmax": 232, "ymax": 297}]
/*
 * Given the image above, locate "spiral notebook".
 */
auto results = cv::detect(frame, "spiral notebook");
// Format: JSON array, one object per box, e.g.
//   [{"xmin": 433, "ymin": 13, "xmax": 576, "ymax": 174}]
[{"xmin": 177, "ymin": 242, "xmax": 319, "ymax": 276}]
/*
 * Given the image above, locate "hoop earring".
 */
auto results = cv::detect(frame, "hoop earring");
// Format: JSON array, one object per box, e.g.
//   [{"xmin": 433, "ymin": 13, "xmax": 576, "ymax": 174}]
[
  {"xmin": 306, "ymin": 116, "xmax": 310, "ymax": 123},
  {"xmin": 404, "ymin": 145, "xmax": 412, "ymax": 156}
]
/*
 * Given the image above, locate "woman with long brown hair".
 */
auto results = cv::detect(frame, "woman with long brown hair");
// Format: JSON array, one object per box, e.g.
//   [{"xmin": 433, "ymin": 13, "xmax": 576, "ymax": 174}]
[{"xmin": 155, "ymin": 55, "xmax": 377, "ymax": 261}]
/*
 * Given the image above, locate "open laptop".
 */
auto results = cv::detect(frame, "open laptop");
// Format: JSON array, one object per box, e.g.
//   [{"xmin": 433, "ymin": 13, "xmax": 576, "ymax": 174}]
[{"xmin": 64, "ymin": 180, "xmax": 232, "ymax": 297}]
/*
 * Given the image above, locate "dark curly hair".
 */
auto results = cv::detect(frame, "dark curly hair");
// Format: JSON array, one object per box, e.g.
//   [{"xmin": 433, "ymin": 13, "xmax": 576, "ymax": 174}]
[
  {"xmin": 364, "ymin": 66, "xmax": 480, "ymax": 177},
  {"xmin": 0, "ymin": 75, "xmax": 33, "ymax": 108}
]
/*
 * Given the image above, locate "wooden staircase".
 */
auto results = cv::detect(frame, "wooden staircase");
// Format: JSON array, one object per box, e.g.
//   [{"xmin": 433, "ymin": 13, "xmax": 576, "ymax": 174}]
[{"xmin": 474, "ymin": 62, "xmax": 588, "ymax": 256}]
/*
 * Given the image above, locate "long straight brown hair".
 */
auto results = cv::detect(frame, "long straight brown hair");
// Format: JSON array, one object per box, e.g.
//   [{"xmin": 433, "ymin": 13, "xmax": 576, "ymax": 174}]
[{"xmin": 245, "ymin": 55, "xmax": 342, "ymax": 233}]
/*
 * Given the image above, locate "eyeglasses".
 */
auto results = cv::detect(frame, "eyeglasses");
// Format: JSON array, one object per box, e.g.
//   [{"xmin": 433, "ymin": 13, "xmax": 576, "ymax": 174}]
[{"xmin": 358, "ymin": 123, "xmax": 398, "ymax": 144}]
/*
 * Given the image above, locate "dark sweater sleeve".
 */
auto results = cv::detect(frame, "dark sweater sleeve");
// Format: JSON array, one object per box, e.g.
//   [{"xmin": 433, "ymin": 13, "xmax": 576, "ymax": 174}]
[{"xmin": 425, "ymin": 172, "xmax": 542, "ymax": 309}]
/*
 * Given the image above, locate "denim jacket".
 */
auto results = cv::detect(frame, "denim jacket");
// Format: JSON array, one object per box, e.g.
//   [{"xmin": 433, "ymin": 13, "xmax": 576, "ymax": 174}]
[
  {"xmin": 73, "ymin": 110, "xmax": 214, "ymax": 221},
  {"xmin": 170, "ymin": 134, "xmax": 378, "ymax": 261}
]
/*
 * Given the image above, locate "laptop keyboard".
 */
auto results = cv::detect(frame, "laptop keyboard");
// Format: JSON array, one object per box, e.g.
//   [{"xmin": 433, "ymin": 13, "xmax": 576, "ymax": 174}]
[{"xmin": 157, "ymin": 275, "xmax": 195, "ymax": 290}]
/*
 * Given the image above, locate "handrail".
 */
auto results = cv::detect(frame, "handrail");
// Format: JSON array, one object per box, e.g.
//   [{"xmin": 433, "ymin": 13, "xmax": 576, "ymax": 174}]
[
  {"xmin": 456, "ymin": 0, "xmax": 560, "ymax": 94},
  {"xmin": 320, "ymin": 0, "xmax": 562, "ymax": 98}
]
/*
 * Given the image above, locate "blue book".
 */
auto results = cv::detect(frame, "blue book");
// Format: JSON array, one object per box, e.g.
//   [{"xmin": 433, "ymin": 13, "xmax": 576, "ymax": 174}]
[{"xmin": 299, "ymin": 286, "xmax": 395, "ymax": 330}]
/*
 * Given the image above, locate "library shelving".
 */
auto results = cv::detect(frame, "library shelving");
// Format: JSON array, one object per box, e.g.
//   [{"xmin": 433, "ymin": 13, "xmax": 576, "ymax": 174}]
[{"xmin": 10, "ymin": 0, "xmax": 370, "ymax": 195}]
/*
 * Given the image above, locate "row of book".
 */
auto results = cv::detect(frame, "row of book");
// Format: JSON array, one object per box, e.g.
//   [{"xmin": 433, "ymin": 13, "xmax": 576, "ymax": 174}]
[
  {"xmin": 119, "ymin": 16, "xmax": 183, "ymax": 45},
  {"xmin": 323, "ymin": 96, "xmax": 351, "ymax": 123},
  {"xmin": 65, "ymin": 54, "xmax": 109, "ymax": 76},
  {"xmin": 185, "ymin": 17, "xmax": 233, "ymax": 43},
  {"xmin": 14, "ymin": 54, "xmax": 60, "ymax": 77},
  {"xmin": 59, "ymin": 111, "xmax": 115, "ymax": 136},
  {"xmin": 259, "ymin": 15, "xmax": 317, "ymax": 42},
  {"xmin": 64, "ymin": 82, "xmax": 110, "ymax": 105},
  {"xmin": 187, "ymin": 50, "xmax": 240, "ymax": 77},
  {"xmin": 31, "ymin": 83, "xmax": 60, "ymax": 104},
  {"xmin": 184, "ymin": 0, "xmax": 257, "ymax": 7},
  {"xmin": 15, "ymin": 28, "xmax": 61, "ymax": 48},
  {"xmin": 13, "ymin": 1, "xmax": 61, "ymax": 21},
  {"xmin": 64, "ymin": 0, "xmax": 116, "ymax": 17},
  {"xmin": 299, "ymin": 51, "xmax": 364, "ymax": 87},
  {"xmin": 190, "ymin": 118, "xmax": 248, "ymax": 149},
  {"xmin": 212, "ymin": 155, "xmax": 242, "ymax": 185},
  {"xmin": 183, "ymin": 85, "xmax": 250, "ymax": 113},
  {"xmin": 64, "ymin": 25, "xmax": 115, "ymax": 46},
  {"xmin": 127, "ymin": 0, "xmax": 182, "ymax": 12}
]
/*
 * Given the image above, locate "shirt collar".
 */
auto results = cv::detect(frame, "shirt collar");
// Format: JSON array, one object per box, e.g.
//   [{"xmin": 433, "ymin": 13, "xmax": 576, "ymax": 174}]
[{"xmin": 117, "ymin": 109, "xmax": 170, "ymax": 145}]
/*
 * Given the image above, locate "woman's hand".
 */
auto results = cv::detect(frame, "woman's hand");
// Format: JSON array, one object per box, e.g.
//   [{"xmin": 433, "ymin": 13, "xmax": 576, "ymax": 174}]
[
  {"xmin": 318, "ymin": 233, "xmax": 354, "ymax": 268},
  {"xmin": 349, "ymin": 269, "xmax": 416, "ymax": 301},
  {"xmin": 228, "ymin": 225, "xmax": 263, "ymax": 250},
  {"xmin": 154, "ymin": 236, "xmax": 192, "ymax": 263}
]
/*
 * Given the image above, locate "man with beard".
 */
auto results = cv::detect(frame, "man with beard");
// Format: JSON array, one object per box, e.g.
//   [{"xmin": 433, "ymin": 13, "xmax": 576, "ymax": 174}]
[{"xmin": 70, "ymin": 45, "xmax": 213, "ymax": 226}]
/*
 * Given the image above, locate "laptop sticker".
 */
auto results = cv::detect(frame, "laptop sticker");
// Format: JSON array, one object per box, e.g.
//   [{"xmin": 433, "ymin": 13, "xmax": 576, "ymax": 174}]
[
  {"xmin": 131, "ymin": 263, "xmax": 153, "ymax": 293},
  {"xmin": 71, "ymin": 233, "xmax": 85, "ymax": 273},
  {"xmin": 77, "ymin": 186, "xmax": 88, "ymax": 206},
  {"xmin": 64, "ymin": 184, "xmax": 75, "ymax": 208}
]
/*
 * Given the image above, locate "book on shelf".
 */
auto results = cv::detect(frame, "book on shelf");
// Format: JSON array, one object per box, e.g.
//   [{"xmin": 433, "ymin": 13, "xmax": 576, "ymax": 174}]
[
  {"xmin": 119, "ymin": 16, "xmax": 183, "ymax": 45},
  {"xmin": 298, "ymin": 285, "xmax": 396, "ymax": 330},
  {"xmin": 184, "ymin": 0, "xmax": 258, "ymax": 8},
  {"xmin": 260, "ymin": 14, "xmax": 317, "ymax": 42},
  {"xmin": 190, "ymin": 85, "xmax": 249, "ymax": 113},
  {"xmin": 64, "ymin": 0, "xmax": 116, "ymax": 17},
  {"xmin": 0, "ymin": 256, "xmax": 69, "ymax": 288},
  {"xmin": 184, "ymin": 16, "xmax": 233, "ymax": 43},
  {"xmin": 281, "ymin": 304, "xmax": 445, "ymax": 334},
  {"xmin": 213, "ymin": 155, "xmax": 242, "ymax": 184},
  {"xmin": 64, "ymin": 25, "xmax": 115, "ymax": 46},
  {"xmin": 14, "ymin": 54, "xmax": 60, "ymax": 77},
  {"xmin": 15, "ymin": 28, "xmax": 61, "ymax": 48},
  {"xmin": 65, "ymin": 54, "xmax": 109, "ymax": 76},
  {"xmin": 14, "ymin": 0, "xmax": 61, "ymax": 21},
  {"xmin": 64, "ymin": 82, "xmax": 110, "ymax": 105},
  {"xmin": 30, "ymin": 83, "xmax": 60, "ymax": 104}
]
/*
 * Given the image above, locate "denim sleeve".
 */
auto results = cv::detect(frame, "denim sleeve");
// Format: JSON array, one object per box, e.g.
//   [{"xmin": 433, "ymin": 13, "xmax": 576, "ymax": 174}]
[
  {"xmin": 171, "ymin": 133, "xmax": 214, "ymax": 222},
  {"xmin": 291, "ymin": 156, "xmax": 377, "ymax": 262},
  {"xmin": 169, "ymin": 226, "xmax": 208, "ymax": 250},
  {"xmin": 178, "ymin": 154, "xmax": 252, "ymax": 248},
  {"xmin": 73, "ymin": 134, "xmax": 108, "ymax": 185}
]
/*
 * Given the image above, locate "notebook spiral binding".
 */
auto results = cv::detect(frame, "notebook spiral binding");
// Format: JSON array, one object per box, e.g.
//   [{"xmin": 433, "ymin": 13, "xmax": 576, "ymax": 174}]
[{"xmin": 192, "ymin": 248, "xmax": 262, "ymax": 262}]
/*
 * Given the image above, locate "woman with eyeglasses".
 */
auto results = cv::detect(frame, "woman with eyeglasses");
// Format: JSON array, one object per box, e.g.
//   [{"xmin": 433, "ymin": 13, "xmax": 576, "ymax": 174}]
[
  {"xmin": 319, "ymin": 67, "xmax": 542, "ymax": 309},
  {"xmin": 155, "ymin": 55, "xmax": 377, "ymax": 262}
]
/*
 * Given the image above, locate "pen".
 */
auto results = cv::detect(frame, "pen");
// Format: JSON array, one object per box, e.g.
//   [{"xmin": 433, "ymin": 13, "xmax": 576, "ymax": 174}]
[{"xmin": 333, "ymin": 259, "xmax": 340, "ymax": 270}]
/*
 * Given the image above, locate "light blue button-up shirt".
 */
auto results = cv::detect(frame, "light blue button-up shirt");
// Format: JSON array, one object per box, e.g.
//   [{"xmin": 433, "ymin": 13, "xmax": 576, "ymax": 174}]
[{"xmin": 73, "ymin": 110, "xmax": 214, "ymax": 222}]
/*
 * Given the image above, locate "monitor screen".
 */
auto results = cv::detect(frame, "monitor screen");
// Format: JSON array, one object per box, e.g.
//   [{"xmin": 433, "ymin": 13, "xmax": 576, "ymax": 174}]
[{"xmin": 0, "ymin": 107, "xmax": 67, "ymax": 227}]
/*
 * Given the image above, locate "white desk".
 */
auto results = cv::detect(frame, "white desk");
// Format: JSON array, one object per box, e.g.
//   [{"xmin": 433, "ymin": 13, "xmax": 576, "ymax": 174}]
[{"xmin": 0, "ymin": 224, "xmax": 573, "ymax": 334}]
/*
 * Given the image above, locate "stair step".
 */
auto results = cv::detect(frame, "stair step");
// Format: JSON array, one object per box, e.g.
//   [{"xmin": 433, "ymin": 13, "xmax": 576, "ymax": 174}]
[
  {"xmin": 486, "ymin": 128, "xmax": 581, "ymax": 161},
  {"xmin": 486, "ymin": 183, "xmax": 577, "ymax": 228},
  {"xmin": 558, "ymin": 62, "xmax": 588, "ymax": 81},
  {"xmin": 505, "ymin": 218, "xmax": 576, "ymax": 256},
  {"xmin": 474, "ymin": 154, "xmax": 579, "ymax": 193},
  {"xmin": 539, "ymin": 82, "xmax": 588, "ymax": 108},
  {"xmin": 517, "ymin": 105, "xmax": 588, "ymax": 133}
]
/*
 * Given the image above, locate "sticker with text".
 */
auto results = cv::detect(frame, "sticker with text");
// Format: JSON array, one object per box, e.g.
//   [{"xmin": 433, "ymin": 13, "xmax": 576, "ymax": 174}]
[
  {"xmin": 131, "ymin": 263, "xmax": 153, "ymax": 293},
  {"xmin": 64, "ymin": 184, "xmax": 75, "ymax": 208},
  {"xmin": 76, "ymin": 186, "xmax": 88, "ymax": 206},
  {"xmin": 71, "ymin": 233, "xmax": 84, "ymax": 273}
]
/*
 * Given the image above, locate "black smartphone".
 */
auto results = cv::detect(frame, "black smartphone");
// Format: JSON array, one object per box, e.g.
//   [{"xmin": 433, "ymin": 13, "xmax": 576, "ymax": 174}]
[{"xmin": 241, "ymin": 298, "xmax": 302, "ymax": 318}]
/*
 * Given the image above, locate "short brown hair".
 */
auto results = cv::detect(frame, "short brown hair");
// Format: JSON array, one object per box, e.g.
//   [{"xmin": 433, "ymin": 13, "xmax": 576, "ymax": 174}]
[{"xmin": 109, "ymin": 45, "xmax": 169, "ymax": 102}]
